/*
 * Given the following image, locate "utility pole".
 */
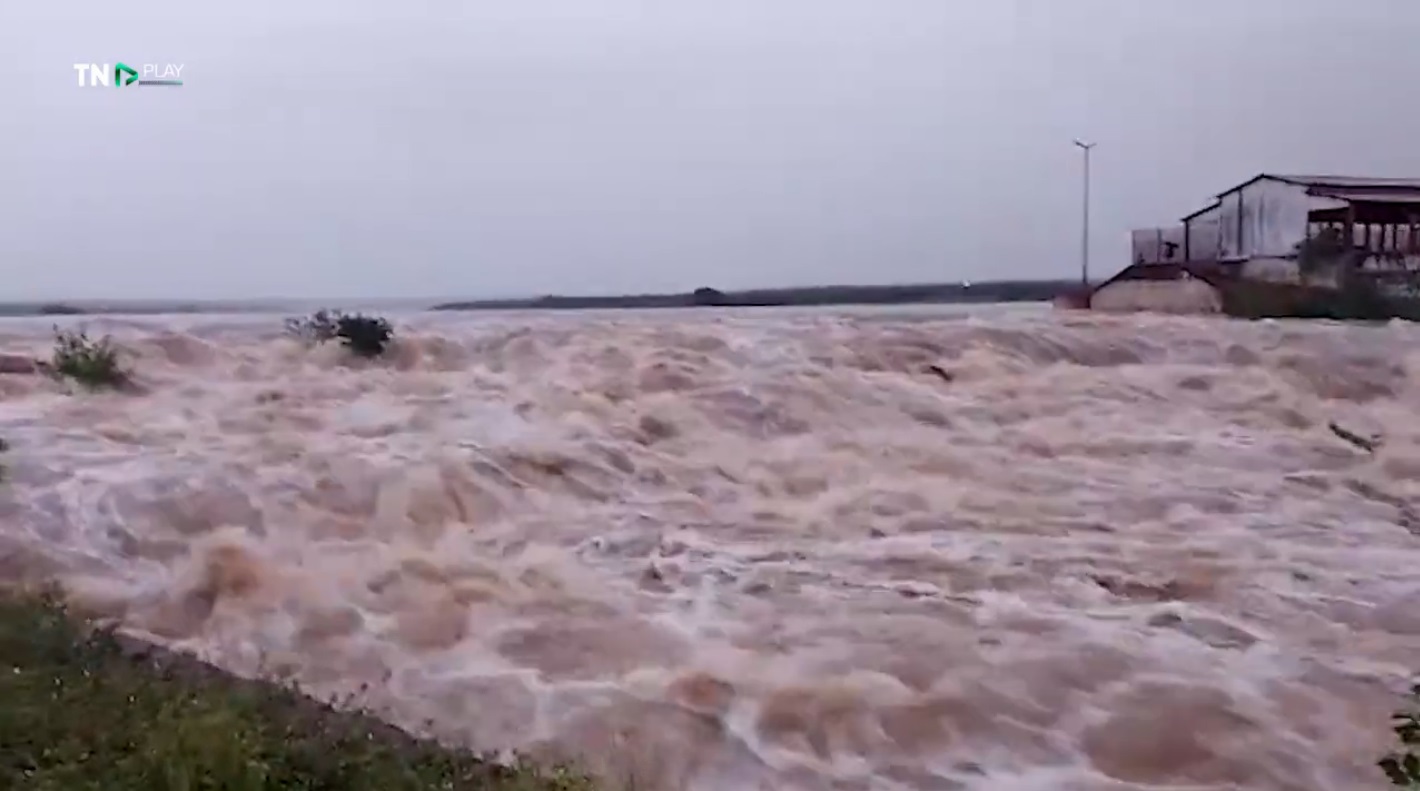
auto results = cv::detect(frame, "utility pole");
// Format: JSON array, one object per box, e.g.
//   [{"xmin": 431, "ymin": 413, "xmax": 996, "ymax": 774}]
[{"xmin": 1073, "ymin": 139, "xmax": 1096, "ymax": 286}]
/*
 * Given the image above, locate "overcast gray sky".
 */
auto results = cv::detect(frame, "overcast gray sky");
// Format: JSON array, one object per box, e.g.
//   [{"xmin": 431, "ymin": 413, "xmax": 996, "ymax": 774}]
[{"xmin": 3, "ymin": 1, "xmax": 1418, "ymax": 301}]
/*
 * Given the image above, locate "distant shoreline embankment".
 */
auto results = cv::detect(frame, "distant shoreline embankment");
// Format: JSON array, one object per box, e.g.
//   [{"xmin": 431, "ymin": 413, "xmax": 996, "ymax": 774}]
[
  {"xmin": 0, "ymin": 302, "xmax": 228, "ymax": 318},
  {"xmin": 0, "ymin": 280, "xmax": 1081, "ymax": 318},
  {"xmin": 432, "ymin": 280, "xmax": 1081, "ymax": 312}
]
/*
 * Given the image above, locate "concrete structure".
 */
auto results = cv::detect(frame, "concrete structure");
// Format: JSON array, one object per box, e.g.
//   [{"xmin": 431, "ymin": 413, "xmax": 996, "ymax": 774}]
[
  {"xmin": 1090, "ymin": 277, "xmax": 1222, "ymax": 314},
  {"xmin": 1088, "ymin": 262, "xmax": 1225, "ymax": 314}
]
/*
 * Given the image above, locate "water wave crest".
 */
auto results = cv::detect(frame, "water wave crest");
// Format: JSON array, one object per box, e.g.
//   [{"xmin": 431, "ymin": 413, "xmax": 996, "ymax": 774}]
[{"xmin": 0, "ymin": 308, "xmax": 1417, "ymax": 791}]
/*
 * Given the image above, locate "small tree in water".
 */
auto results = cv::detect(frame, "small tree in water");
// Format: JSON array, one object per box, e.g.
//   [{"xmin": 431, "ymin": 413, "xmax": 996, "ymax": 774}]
[
  {"xmin": 51, "ymin": 328, "xmax": 130, "ymax": 390},
  {"xmin": 283, "ymin": 309, "xmax": 340, "ymax": 344},
  {"xmin": 335, "ymin": 313, "xmax": 394, "ymax": 358},
  {"xmin": 285, "ymin": 310, "xmax": 395, "ymax": 358}
]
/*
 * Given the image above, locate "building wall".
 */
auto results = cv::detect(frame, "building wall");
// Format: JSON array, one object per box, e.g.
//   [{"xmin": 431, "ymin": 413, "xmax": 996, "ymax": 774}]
[
  {"xmin": 1241, "ymin": 257, "xmax": 1302, "ymax": 284},
  {"xmin": 1243, "ymin": 253, "xmax": 1420, "ymax": 291},
  {"xmin": 1339, "ymin": 223, "xmax": 1419, "ymax": 252},
  {"xmin": 1345, "ymin": 225, "xmax": 1420, "ymax": 272},
  {"xmin": 1130, "ymin": 226, "xmax": 1186, "ymax": 264},
  {"xmin": 1217, "ymin": 178, "xmax": 1346, "ymax": 260},
  {"xmin": 1361, "ymin": 254, "xmax": 1420, "ymax": 272},
  {"xmin": 1089, "ymin": 279, "xmax": 1223, "ymax": 314},
  {"xmin": 1186, "ymin": 209, "xmax": 1222, "ymax": 261}
]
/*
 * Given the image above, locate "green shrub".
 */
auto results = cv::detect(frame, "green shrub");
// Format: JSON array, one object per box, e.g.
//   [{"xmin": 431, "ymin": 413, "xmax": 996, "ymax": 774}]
[
  {"xmin": 285, "ymin": 310, "xmax": 396, "ymax": 358},
  {"xmin": 1381, "ymin": 682, "xmax": 1420, "ymax": 787},
  {"xmin": 50, "ymin": 328, "xmax": 129, "ymax": 390}
]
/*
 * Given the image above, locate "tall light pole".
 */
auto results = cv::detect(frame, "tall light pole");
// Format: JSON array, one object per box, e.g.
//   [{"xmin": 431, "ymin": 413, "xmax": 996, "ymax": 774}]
[{"xmin": 1073, "ymin": 139, "xmax": 1096, "ymax": 286}]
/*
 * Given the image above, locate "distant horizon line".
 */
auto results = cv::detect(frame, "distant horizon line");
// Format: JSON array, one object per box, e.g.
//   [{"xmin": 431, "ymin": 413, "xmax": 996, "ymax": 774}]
[{"xmin": 0, "ymin": 276, "xmax": 1082, "ymax": 309}]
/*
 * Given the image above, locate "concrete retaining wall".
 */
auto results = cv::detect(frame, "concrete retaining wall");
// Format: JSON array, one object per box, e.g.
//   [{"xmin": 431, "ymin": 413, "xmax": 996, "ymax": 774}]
[{"xmin": 1090, "ymin": 279, "xmax": 1223, "ymax": 314}]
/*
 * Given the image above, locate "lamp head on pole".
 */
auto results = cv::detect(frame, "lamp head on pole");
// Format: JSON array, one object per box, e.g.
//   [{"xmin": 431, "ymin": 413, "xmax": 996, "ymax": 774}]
[{"xmin": 1073, "ymin": 139, "xmax": 1096, "ymax": 151}]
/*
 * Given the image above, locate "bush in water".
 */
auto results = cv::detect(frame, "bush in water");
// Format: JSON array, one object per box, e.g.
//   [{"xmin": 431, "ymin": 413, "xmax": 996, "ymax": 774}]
[
  {"xmin": 335, "ymin": 313, "xmax": 394, "ymax": 358},
  {"xmin": 285, "ymin": 310, "xmax": 395, "ymax": 358},
  {"xmin": 1380, "ymin": 682, "xmax": 1420, "ymax": 787},
  {"xmin": 51, "ymin": 328, "xmax": 130, "ymax": 390},
  {"xmin": 283, "ymin": 309, "xmax": 341, "ymax": 345}
]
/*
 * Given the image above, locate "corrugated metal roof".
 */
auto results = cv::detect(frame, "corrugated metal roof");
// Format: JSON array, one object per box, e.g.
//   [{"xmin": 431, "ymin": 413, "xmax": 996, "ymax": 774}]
[
  {"xmin": 1272, "ymin": 174, "xmax": 1420, "ymax": 190},
  {"xmin": 1215, "ymin": 173, "xmax": 1420, "ymax": 198},
  {"xmin": 1181, "ymin": 200, "xmax": 1222, "ymax": 221},
  {"xmin": 1308, "ymin": 188, "xmax": 1420, "ymax": 204}
]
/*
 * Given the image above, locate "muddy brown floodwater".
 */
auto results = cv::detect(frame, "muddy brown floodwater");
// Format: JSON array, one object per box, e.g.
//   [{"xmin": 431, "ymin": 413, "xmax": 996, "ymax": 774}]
[{"xmin": 0, "ymin": 307, "xmax": 1417, "ymax": 790}]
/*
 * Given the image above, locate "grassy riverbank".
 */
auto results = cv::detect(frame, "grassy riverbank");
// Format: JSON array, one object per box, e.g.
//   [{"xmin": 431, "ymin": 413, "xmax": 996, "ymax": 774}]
[{"xmin": 0, "ymin": 592, "xmax": 593, "ymax": 791}]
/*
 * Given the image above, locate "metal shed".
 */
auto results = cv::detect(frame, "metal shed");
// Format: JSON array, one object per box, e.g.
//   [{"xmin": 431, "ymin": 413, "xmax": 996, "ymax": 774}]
[{"xmin": 1210, "ymin": 174, "xmax": 1420, "ymax": 257}]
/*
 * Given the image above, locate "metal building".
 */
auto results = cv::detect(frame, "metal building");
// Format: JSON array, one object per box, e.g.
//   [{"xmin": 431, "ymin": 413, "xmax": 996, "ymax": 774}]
[{"xmin": 1181, "ymin": 174, "xmax": 1420, "ymax": 281}]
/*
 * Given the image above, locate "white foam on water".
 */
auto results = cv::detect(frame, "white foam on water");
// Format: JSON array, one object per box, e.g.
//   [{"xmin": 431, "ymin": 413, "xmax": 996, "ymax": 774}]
[{"xmin": 0, "ymin": 306, "xmax": 1416, "ymax": 790}]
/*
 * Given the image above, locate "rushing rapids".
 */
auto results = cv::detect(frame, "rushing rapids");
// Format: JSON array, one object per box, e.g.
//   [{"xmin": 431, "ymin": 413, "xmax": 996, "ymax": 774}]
[{"xmin": 0, "ymin": 306, "xmax": 1416, "ymax": 790}]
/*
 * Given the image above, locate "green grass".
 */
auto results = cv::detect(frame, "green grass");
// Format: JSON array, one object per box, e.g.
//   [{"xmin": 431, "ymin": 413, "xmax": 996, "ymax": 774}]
[{"xmin": 0, "ymin": 592, "xmax": 595, "ymax": 791}]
